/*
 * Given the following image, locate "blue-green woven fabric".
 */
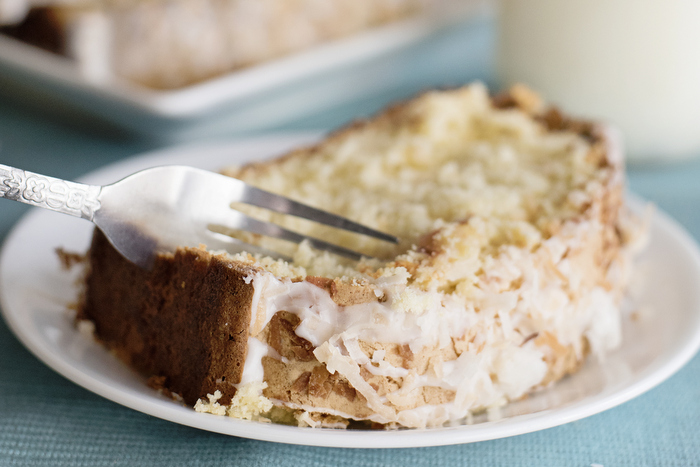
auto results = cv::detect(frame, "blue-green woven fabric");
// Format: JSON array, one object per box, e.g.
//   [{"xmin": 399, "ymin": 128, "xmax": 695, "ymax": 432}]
[{"xmin": 1, "ymin": 18, "xmax": 699, "ymax": 466}]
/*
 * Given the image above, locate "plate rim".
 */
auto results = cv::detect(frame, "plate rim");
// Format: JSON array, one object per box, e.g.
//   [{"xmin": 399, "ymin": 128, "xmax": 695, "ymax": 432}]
[{"xmin": 2, "ymin": 135, "xmax": 700, "ymax": 448}]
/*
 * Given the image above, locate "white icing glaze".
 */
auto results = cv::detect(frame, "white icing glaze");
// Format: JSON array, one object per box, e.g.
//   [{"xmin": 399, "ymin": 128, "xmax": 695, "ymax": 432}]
[
  {"xmin": 234, "ymin": 215, "xmax": 628, "ymax": 427},
  {"xmin": 235, "ymin": 336, "xmax": 268, "ymax": 388},
  {"xmin": 68, "ymin": 10, "xmax": 113, "ymax": 83}
]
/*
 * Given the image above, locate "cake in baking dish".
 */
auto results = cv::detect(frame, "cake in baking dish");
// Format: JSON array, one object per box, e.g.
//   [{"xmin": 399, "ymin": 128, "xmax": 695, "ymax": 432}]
[
  {"xmin": 77, "ymin": 83, "xmax": 641, "ymax": 428},
  {"xmin": 0, "ymin": 0, "xmax": 433, "ymax": 88}
]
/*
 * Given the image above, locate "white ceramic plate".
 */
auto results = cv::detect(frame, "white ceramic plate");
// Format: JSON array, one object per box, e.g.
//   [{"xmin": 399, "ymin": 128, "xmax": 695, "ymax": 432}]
[{"xmin": 2, "ymin": 135, "xmax": 700, "ymax": 448}]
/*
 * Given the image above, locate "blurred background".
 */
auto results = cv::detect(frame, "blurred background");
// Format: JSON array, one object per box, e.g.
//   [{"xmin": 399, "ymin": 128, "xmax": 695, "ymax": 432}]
[
  {"xmin": 1, "ymin": 0, "xmax": 698, "ymax": 158},
  {"xmin": 0, "ymin": 0, "xmax": 698, "ymax": 242},
  {"xmin": 0, "ymin": 0, "xmax": 492, "ymax": 139},
  {"xmin": 0, "ymin": 0, "xmax": 699, "ymax": 464}
]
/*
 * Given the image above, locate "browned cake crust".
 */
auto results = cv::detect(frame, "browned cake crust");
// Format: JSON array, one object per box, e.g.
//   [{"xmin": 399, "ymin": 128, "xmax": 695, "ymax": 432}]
[{"xmin": 79, "ymin": 230, "xmax": 257, "ymax": 405}]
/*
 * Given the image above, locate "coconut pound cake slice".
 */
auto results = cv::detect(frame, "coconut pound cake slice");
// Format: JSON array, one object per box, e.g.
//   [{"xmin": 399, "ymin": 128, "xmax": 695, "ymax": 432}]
[{"xmin": 78, "ymin": 83, "xmax": 642, "ymax": 428}]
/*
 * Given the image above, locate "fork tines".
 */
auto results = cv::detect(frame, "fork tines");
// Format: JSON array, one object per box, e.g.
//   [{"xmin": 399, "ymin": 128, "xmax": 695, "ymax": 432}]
[{"xmin": 225, "ymin": 180, "xmax": 398, "ymax": 261}]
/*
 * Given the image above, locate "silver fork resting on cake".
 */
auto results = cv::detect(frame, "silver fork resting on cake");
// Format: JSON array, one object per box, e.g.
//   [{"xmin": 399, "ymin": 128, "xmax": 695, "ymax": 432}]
[{"xmin": 0, "ymin": 164, "xmax": 398, "ymax": 268}]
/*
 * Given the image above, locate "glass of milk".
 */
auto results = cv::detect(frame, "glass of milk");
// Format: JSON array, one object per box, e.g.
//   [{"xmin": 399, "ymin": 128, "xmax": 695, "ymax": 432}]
[{"xmin": 496, "ymin": 0, "xmax": 700, "ymax": 163}]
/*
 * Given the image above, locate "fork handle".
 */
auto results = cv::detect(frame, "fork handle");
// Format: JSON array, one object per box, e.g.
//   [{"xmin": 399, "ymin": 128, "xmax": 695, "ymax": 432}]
[{"xmin": 0, "ymin": 164, "xmax": 101, "ymax": 221}]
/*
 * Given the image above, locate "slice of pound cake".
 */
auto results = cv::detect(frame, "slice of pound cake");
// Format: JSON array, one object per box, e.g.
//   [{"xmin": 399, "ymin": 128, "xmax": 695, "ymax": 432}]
[{"xmin": 78, "ymin": 83, "xmax": 641, "ymax": 428}]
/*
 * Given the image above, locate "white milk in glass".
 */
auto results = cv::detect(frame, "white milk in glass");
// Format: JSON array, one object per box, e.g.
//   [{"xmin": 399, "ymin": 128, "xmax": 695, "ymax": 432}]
[{"xmin": 497, "ymin": 0, "xmax": 700, "ymax": 163}]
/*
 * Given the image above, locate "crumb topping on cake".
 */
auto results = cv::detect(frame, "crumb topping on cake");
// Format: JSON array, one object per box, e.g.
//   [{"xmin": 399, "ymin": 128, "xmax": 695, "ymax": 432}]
[{"xmin": 223, "ymin": 83, "xmax": 618, "ymax": 287}]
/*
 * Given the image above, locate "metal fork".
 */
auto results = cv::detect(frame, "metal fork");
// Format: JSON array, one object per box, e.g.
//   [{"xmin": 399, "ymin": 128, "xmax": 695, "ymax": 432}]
[{"xmin": 0, "ymin": 164, "xmax": 398, "ymax": 268}]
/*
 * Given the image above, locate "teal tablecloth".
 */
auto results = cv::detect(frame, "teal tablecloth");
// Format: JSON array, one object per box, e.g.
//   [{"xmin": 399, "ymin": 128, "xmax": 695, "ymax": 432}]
[{"xmin": 1, "ymin": 18, "xmax": 699, "ymax": 466}]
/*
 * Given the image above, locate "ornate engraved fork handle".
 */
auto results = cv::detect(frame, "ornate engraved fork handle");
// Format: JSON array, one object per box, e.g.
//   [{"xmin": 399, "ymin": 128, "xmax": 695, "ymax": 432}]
[{"xmin": 0, "ymin": 164, "xmax": 101, "ymax": 221}]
